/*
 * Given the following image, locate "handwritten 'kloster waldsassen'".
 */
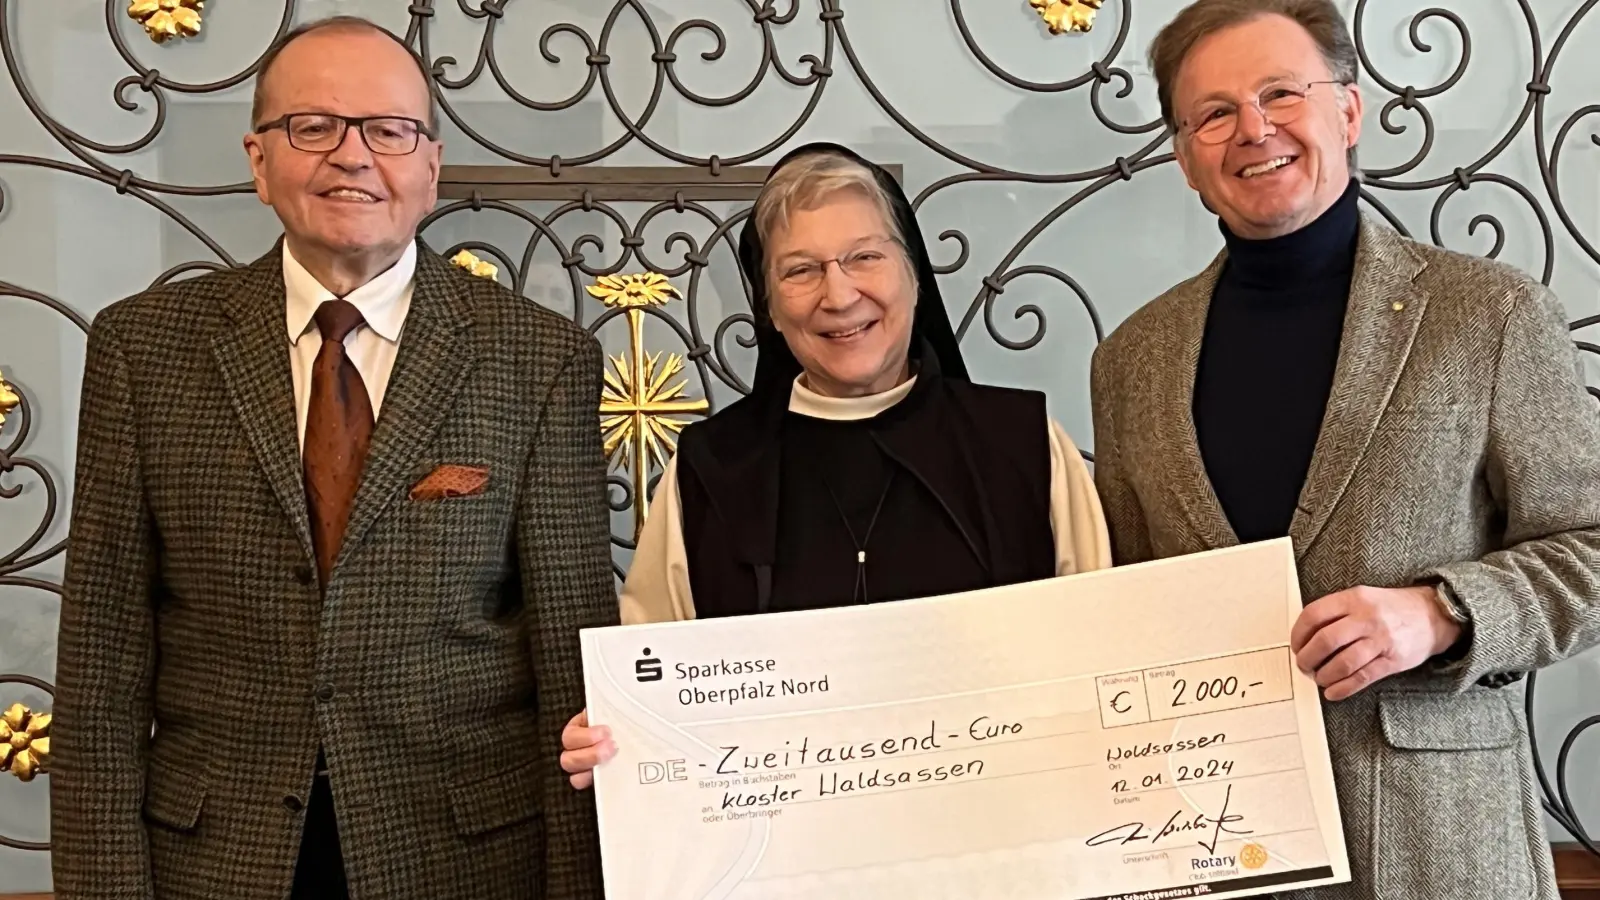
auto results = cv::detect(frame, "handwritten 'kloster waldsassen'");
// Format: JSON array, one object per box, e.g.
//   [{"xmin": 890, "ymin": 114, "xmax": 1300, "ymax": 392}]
[{"xmin": 720, "ymin": 759, "xmax": 986, "ymax": 810}]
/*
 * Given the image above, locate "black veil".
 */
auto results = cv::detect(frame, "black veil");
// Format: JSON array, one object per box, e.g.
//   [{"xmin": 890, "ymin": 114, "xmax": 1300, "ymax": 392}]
[{"xmin": 737, "ymin": 142, "xmax": 968, "ymax": 395}]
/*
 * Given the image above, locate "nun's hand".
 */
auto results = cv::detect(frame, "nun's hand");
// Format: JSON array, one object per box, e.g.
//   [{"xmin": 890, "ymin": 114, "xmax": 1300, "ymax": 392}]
[{"xmin": 560, "ymin": 708, "xmax": 616, "ymax": 790}]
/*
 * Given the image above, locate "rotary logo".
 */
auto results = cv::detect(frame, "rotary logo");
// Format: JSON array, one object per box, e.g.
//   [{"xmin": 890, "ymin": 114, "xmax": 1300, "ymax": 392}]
[{"xmin": 1239, "ymin": 843, "xmax": 1269, "ymax": 870}]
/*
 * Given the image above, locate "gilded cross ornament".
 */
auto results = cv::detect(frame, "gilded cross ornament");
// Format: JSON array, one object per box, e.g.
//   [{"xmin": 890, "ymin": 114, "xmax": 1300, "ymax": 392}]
[
  {"xmin": 128, "ymin": 0, "xmax": 205, "ymax": 43},
  {"xmin": 1029, "ymin": 0, "xmax": 1102, "ymax": 34},
  {"xmin": 450, "ymin": 249, "xmax": 499, "ymax": 280},
  {"xmin": 1, "ymin": 703, "xmax": 50, "ymax": 782},
  {"xmin": 0, "ymin": 369, "xmax": 18, "ymax": 429},
  {"xmin": 587, "ymin": 273, "xmax": 710, "ymax": 538}
]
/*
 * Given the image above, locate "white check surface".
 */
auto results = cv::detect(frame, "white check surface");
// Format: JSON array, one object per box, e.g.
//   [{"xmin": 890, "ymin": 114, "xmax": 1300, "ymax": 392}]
[{"xmin": 582, "ymin": 539, "xmax": 1350, "ymax": 899}]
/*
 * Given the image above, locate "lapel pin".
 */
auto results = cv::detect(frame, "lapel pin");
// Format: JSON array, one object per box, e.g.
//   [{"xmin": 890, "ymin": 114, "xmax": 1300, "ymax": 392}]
[{"xmin": 1392, "ymin": 301, "xmax": 1406, "ymax": 312}]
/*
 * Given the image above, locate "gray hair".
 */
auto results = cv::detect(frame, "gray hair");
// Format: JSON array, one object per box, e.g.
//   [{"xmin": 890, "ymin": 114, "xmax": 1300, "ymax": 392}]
[
  {"xmin": 752, "ymin": 151, "xmax": 917, "ymax": 299},
  {"xmin": 1150, "ymin": 0, "xmax": 1361, "ymax": 177}
]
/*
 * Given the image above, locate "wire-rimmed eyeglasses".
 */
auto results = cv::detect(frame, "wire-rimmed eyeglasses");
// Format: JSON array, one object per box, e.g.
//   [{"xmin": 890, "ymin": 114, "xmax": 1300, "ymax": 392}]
[
  {"xmin": 774, "ymin": 239, "xmax": 904, "ymax": 298},
  {"xmin": 254, "ymin": 113, "xmax": 436, "ymax": 156},
  {"xmin": 1180, "ymin": 81, "xmax": 1346, "ymax": 145}
]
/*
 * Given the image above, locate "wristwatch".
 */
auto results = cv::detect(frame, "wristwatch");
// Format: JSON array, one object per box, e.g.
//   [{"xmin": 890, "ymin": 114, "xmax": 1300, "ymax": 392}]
[
  {"xmin": 1421, "ymin": 579, "xmax": 1525, "ymax": 686},
  {"xmin": 1427, "ymin": 579, "xmax": 1470, "ymax": 625},
  {"xmin": 1419, "ymin": 577, "xmax": 1473, "ymax": 668}
]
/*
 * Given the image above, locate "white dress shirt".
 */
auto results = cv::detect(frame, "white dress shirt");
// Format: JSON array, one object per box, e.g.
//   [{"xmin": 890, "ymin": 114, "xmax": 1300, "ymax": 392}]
[
  {"xmin": 618, "ymin": 374, "xmax": 1113, "ymax": 625},
  {"xmin": 284, "ymin": 241, "xmax": 417, "ymax": 452}
]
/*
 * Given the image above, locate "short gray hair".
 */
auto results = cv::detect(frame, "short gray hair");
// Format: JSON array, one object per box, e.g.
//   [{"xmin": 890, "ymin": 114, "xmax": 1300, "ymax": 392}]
[
  {"xmin": 753, "ymin": 151, "xmax": 917, "ymax": 297},
  {"xmin": 1150, "ymin": 0, "xmax": 1361, "ymax": 176}
]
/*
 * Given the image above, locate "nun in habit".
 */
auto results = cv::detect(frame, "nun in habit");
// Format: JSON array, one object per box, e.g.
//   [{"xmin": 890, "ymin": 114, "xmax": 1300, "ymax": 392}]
[{"xmin": 560, "ymin": 142, "xmax": 1111, "ymax": 785}]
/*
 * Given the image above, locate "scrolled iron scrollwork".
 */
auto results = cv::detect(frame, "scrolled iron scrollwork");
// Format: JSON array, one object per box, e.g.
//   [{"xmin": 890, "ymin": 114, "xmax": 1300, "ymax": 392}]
[
  {"xmin": 1, "ymin": 345, "xmax": 70, "ymax": 852},
  {"xmin": 417, "ymin": 0, "xmax": 836, "ymax": 170},
  {"xmin": 0, "ymin": 0, "xmax": 1596, "ymax": 866}
]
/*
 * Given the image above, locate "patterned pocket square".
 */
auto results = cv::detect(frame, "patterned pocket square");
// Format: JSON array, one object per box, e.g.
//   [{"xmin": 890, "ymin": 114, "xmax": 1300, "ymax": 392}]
[{"xmin": 410, "ymin": 464, "xmax": 490, "ymax": 501}]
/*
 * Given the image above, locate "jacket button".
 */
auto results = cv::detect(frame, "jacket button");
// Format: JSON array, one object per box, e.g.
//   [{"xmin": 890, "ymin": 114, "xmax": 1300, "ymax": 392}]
[
  {"xmin": 316, "ymin": 685, "xmax": 335, "ymax": 702},
  {"xmin": 283, "ymin": 794, "xmax": 304, "ymax": 813},
  {"xmin": 293, "ymin": 565, "xmax": 315, "ymax": 586}
]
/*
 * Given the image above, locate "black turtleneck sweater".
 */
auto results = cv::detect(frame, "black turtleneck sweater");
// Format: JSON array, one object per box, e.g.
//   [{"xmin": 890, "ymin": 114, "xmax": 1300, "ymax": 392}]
[{"xmin": 1194, "ymin": 180, "xmax": 1361, "ymax": 544}]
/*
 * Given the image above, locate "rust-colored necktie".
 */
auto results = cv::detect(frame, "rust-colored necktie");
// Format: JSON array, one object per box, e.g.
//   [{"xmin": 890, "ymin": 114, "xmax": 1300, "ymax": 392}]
[{"xmin": 303, "ymin": 299, "xmax": 374, "ymax": 589}]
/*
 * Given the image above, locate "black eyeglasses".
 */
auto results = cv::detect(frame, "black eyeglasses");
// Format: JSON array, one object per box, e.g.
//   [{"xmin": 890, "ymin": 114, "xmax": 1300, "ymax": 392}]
[{"xmin": 254, "ymin": 113, "xmax": 436, "ymax": 156}]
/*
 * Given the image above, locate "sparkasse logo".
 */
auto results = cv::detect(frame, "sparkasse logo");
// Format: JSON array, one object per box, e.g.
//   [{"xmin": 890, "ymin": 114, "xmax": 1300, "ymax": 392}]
[{"xmin": 635, "ymin": 648, "xmax": 663, "ymax": 682}]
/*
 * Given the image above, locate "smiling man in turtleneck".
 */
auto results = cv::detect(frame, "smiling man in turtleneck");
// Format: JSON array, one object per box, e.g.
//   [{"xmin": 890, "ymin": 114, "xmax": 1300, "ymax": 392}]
[{"xmin": 1090, "ymin": 1, "xmax": 1600, "ymax": 898}]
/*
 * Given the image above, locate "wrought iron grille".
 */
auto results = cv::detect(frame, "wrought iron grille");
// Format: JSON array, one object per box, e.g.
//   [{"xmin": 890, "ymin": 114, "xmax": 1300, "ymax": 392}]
[{"xmin": 0, "ymin": 0, "xmax": 1595, "ymax": 865}]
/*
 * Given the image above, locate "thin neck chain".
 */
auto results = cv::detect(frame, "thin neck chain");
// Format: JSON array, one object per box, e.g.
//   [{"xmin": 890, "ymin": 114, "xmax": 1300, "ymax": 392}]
[{"xmin": 819, "ymin": 469, "xmax": 897, "ymax": 604}]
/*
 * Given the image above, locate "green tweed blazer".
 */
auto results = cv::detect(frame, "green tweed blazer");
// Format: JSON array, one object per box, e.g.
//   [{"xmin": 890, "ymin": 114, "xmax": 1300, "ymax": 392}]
[
  {"xmin": 50, "ymin": 241, "xmax": 618, "ymax": 899},
  {"xmin": 1091, "ymin": 214, "xmax": 1600, "ymax": 900}
]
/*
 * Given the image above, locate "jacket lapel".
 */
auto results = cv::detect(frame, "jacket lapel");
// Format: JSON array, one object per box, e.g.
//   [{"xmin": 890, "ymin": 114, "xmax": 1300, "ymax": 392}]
[
  {"xmin": 1288, "ymin": 215, "xmax": 1427, "ymax": 558},
  {"xmin": 334, "ymin": 245, "xmax": 477, "ymax": 570},
  {"xmin": 212, "ymin": 247, "xmax": 316, "ymax": 563},
  {"xmin": 1155, "ymin": 254, "xmax": 1241, "ymax": 552}
]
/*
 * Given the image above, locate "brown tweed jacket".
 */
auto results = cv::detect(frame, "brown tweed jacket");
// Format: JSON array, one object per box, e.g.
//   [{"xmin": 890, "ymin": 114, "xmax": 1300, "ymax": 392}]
[
  {"xmin": 1091, "ymin": 214, "xmax": 1600, "ymax": 899},
  {"xmin": 50, "ymin": 242, "xmax": 618, "ymax": 900}
]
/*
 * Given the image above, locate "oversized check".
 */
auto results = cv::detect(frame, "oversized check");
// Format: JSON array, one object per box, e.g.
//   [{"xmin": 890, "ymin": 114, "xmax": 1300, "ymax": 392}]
[{"xmin": 581, "ymin": 538, "xmax": 1350, "ymax": 899}]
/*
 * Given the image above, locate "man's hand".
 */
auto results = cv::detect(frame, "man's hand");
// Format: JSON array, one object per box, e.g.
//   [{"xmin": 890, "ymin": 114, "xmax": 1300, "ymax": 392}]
[
  {"xmin": 560, "ymin": 708, "xmax": 617, "ymax": 790},
  {"xmin": 1290, "ymin": 585, "xmax": 1464, "ymax": 701}
]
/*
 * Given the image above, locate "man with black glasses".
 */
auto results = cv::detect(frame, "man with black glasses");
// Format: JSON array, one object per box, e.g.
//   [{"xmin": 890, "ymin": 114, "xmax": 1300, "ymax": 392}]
[{"xmin": 50, "ymin": 16, "xmax": 614, "ymax": 900}]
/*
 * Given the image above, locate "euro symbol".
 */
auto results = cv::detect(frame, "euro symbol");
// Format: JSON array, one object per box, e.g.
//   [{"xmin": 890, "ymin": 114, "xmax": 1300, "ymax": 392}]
[{"xmin": 1110, "ymin": 691, "xmax": 1131, "ymax": 714}]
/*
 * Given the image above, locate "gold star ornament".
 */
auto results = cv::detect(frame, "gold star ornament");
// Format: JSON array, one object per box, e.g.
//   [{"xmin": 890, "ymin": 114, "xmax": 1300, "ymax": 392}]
[
  {"xmin": 600, "ymin": 349, "xmax": 703, "ymax": 476},
  {"xmin": 1029, "ymin": 0, "xmax": 1102, "ymax": 34},
  {"xmin": 128, "ymin": 0, "xmax": 205, "ymax": 43},
  {"xmin": 0, "ymin": 369, "xmax": 18, "ymax": 429},
  {"xmin": 450, "ymin": 249, "xmax": 499, "ymax": 280},
  {"xmin": 1, "ymin": 703, "xmax": 51, "ymax": 782},
  {"xmin": 587, "ymin": 274, "xmax": 710, "ymax": 537}
]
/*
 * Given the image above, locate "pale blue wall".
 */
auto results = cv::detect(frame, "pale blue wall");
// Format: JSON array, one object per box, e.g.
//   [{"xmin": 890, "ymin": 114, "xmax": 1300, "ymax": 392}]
[{"xmin": 2, "ymin": 0, "xmax": 1597, "ymax": 891}]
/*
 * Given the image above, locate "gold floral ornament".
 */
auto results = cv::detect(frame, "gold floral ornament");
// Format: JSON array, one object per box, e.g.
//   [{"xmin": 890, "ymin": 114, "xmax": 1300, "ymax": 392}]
[
  {"xmin": 0, "ymin": 369, "xmax": 19, "ymax": 429},
  {"xmin": 128, "ymin": 0, "xmax": 205, "ymax": 43},
  {"xmin": 1029, "ymin": 0, "xmax": 1102, "ymax": 34},
  {"xmin": 1, "ymin": 703, "xmax": 50, "ymax": 782},
  {"xmin": 588, "ymin": 272, "xmax": 677, "ymax": 308},
  {"xmin": 587, "ymin": 274, "xmax": 710, "ymax": 538},
  {"xmin": 450, "ymin": 249, "xmax": 499, "ymax": 280}
]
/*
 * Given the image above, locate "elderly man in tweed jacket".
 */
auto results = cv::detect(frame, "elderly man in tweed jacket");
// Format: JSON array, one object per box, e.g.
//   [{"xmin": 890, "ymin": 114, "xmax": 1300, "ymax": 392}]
[
  {"xmin": 1092, "ymin": 2, "xmax": 1600, "ymax": 899},
  {"xmin": 50, "ymin": 16, "xmax": 615, "ymax": 900}
]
